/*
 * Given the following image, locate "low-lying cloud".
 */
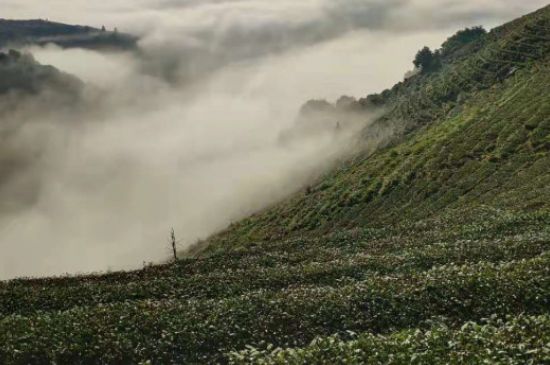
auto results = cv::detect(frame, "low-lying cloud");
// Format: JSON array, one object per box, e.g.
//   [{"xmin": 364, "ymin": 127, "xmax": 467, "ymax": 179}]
[
  {"xmin": 0, "ymin": 0, "xmax": 547, "ymax": 279},
  {"xmin": 3, "ymin": 1, "xmax": 548, "ymax": 81}
]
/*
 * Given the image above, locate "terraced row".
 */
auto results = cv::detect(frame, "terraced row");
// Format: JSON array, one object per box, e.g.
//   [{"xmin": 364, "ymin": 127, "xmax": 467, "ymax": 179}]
[
  {"xmin": 1, "ymin": 212, "xmax": 548, "ymax": 316},
  {"xmin": 207, "ymin": 64, "xmax": 550, "ymax": 250},
  {"xmin": 1, "ymin": 255, "xmax": 548, "ymax": 364},
  {"xmin": 230, "ymin": 314, "xmax": 550, "ymax": 364}
]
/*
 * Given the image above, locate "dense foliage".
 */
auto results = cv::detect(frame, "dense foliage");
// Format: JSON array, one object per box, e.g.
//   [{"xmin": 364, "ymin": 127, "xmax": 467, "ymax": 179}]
[
  {"xmin": 441, "ymin": 26, "xmax": 487, "ymax": 57},
  {"xmin": 230, "ymin": 314, "xmax": 550, "ymax": 364},
  {"xmin": 413, "ymin": 46, "xmax": 441, "ymax": 73},
  {"xmin": 0, "ymin": 5, "xmax": 549, "ymax": 365},
  {"xmin": 1, "ymin": 214, "xmax": 549, "ymax": 364}
]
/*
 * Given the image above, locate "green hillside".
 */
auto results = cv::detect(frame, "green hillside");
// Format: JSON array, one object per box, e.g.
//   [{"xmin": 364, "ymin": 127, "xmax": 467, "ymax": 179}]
[
  {"xmin": 204, "ymin": 4, "xmax": 550, "ymax": 250},
  {"xmin": 1, "ymin": 5, "xmax": 549, "ymax": 365}
]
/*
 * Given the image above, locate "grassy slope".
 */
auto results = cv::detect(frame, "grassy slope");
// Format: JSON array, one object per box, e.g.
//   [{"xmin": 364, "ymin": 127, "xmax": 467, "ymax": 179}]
[
  {"xmin": 203, "ymin": 5, "xmax": 550, "ymax": 252},
  {"xmin": 0, "ymin": 5, "xmax": 549, "ymax": 365}
]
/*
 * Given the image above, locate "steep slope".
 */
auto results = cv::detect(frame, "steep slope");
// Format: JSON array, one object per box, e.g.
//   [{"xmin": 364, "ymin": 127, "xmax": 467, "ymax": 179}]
[
  {"xmin": 0, "ymin": 5, "xmax": 549, "ymax": 365},
  {"xmin": 203, "ymin": 4, "xmax": 550, "ymax": 252},
  {"xmin": 205, "ymin": 63, "xmax": 550, "ymax": 252}
]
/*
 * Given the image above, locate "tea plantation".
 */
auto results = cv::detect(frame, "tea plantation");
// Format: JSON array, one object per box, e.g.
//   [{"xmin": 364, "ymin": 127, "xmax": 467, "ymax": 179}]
[{"xmin": 1, "ymin": 5, "xmax": 549, "ymax": 365}]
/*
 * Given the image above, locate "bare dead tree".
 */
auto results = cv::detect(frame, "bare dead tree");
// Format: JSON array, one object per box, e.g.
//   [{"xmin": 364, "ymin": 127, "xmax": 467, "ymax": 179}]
[{"xmin": 170, "ymin": 228, "xmax": 177, "ymax": 262}]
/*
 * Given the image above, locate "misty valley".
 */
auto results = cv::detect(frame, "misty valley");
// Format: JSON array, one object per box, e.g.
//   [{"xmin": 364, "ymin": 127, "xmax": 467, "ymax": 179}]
[{"xmin": 0, "ymin": 1, "xmax": 549, "ymax": 364}]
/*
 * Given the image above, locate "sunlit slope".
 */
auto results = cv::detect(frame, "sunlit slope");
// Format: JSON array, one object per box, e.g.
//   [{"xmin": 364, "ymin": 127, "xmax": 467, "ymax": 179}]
[{"xmin": 0, "ymin": 5, "xmax": 549, "ymax": 365}]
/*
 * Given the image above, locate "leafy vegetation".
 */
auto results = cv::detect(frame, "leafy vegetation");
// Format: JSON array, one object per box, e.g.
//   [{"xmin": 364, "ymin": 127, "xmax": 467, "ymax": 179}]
[
  {"xmin": 441, "ymin": 26, "xmax": 487, "ymax": 58},
  {"xmin": 413, "ymin": 46, "xmax": 441, "ymax": 73},
  {"xmin": 0, "ymin": 5, "xmax": 549, "ymax": 365},
  {"xmin": 1, "ymin": 250, "xmax": 548, "ymax": 363},
  {"xmin": 230, "ymin": 314, "xmax": 550, "ymax": 364}
]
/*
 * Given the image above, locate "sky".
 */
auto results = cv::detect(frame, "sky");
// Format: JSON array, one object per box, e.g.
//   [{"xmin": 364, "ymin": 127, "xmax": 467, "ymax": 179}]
[
  {"xmin": 2, "ymin": 1, "xmax": 548, "ymax": 96},
  {"xmin": 0, "ymin": 0, "xmax": 547, "ymax": 279},
  {"xmin": 2, "ymin": 0, "xmax": 547, "ymax": 33}
]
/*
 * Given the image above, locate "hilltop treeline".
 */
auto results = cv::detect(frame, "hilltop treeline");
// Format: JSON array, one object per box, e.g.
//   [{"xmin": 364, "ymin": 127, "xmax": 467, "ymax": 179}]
[{"xmin": 0, "ymin": 19, "xmax": 137, "ymax": 50}]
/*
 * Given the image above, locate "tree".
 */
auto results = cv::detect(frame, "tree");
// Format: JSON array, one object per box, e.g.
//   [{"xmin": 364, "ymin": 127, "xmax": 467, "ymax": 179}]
[
  {"xmin": 299, "ymin": 99, "xmax": 334, "ymax": 116},
  {"xmin": 441, "ymin": 26, "xmax": 486, "ymax": 56},
  {"xmin": 336, "ymin": 95, "xmax": 358, "ymax": 110},
  {"xmin": 8, "ymin": 49, "xmax": 22, "ymax": 60},
  {"xmin": 101, "ymin": 25, "xmax": 106, "ymax": 32},
  {"xmin": 413, "ymin": 46, "xmax": 441, "ymax": 73},
  {"xmin": 169, "ymin": 228, "xmax": 178, "ymax": 262}
]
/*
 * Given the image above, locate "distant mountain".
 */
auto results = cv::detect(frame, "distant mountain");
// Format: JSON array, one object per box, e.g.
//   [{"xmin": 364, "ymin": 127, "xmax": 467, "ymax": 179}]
[{"xmin": 0, "ymin": 19, "xmax": 138, "ymax": 51}]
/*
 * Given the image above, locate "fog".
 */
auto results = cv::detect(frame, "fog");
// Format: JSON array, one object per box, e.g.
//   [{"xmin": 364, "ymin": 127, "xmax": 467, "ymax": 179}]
[{"xmin": 0, "ymin": 0, "xmax": 547, "ymax": 279}]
